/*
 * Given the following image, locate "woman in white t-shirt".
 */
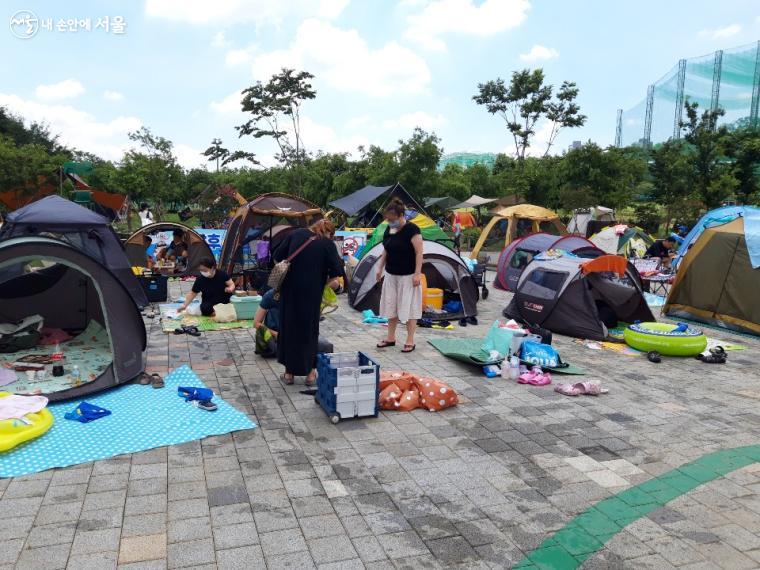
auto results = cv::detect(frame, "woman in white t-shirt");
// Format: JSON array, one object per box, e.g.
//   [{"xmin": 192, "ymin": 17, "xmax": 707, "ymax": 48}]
[{"xmin": 138, "ymin": 203, "xmax": 153, "ymax": 227}]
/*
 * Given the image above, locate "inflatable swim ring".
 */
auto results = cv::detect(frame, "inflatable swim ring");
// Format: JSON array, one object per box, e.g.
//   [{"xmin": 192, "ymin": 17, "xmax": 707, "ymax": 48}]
[
  {"xmin": 624, "ymin": 322, "xmax": 707, "ymax": 356},
  {"xmin": 0, "ymin": 392, "xmax": 54, "ymax": 453}
]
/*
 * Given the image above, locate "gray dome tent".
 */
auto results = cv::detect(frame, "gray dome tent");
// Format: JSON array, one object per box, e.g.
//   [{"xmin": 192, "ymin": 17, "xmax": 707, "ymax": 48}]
[
  {"xmin": 0, "ymin": 195, "xmax": 148, "ymax": 308},
  {"xmin": 0, "ymin": 237, "xmax": 146, "ymax": 402},
  {"xmin": 504, "ymin": 254, "xmax": 654, "ymax": 341},
  {"xmin": 349, "ymin": 240, "xmax": 478, "ymax": 321}
]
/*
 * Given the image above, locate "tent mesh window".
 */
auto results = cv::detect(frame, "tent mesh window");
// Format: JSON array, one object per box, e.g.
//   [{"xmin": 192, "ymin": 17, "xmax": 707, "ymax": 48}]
[{"xmin": 521, "ymin": 269, "xmax": 568, "ymax": 300}]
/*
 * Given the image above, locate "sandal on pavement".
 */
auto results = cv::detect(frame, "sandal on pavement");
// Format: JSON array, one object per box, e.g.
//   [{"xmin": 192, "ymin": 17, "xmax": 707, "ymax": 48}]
[
  {"xmin": 305, "ymin": 374, "xmax": 317, "ymax": 387},
  {"xmin": 555, "ymin": 383, "xmax": 583, "ymax": 396},
  {"xmin": 377, "ymin": 340, "xmax": 396, "ymax": 348},
  {"xmin": 281, "ymin": 373, "xmax": 295, "ymax": 385},
  {"xmin": 401, "ymin": 344, "xmax": 416, "ymax": 353}
]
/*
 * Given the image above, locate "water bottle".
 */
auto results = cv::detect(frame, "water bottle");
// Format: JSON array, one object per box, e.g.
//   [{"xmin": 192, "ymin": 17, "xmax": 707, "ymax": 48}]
[
  {"xmin": 72, "ymin": 365, "xmax": 81, "ymax": 383},
  {"xmin": 508, "ymin": 356, "xmax": 520, "ymax": 381}
]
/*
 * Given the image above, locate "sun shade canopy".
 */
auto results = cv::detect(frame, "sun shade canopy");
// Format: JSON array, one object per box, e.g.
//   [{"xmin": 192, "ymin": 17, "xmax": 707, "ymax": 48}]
[{"xmin": 453, "ymin": 195, "xmax": 496, "ymax": 209}]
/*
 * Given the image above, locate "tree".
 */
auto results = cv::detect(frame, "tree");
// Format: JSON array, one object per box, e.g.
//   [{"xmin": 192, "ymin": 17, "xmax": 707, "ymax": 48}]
[
  {"xmin": 473, "ymin": 69, "xmax": 585, "ymax": 164},
  {"xmin": 650, "ymin": 139, "xmax": 694, "ymax": 230},
  {"xmin": 203, "ymin": 138, "xmax": 228, "ymax": 172},
  {"xmin": 395, "ymin": 128, "xmax": 443, "ymax": 199},
  {"xmin": 725, "ymin": 127, "xmax": 760, "ymax": 205},
  {"xmin": 237, "ymin": 69, "xmax": 316, "ymax": 193},
  {"xmin": 681, "ymin": 102, "xmax": 735, "ymax": 209}
]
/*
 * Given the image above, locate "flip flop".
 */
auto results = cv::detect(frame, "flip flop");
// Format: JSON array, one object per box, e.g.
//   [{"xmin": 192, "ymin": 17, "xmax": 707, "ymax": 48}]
[
  {"xmin": 554, "ymin": 383, "xmax": 583, "ymax": 396},
  {"xmin": 401, "ymin": 344, "xmax": 416, "ymax": 353},
  {"xmin": 183, "ymin": 326, "xmax": 201, "ymax": 337},
  {"xmin": 377, "ymin": 340, "xmax": 396, "ymax": 348},
  {"xmin": 151, "ymin": 373, "xmax": 165, "ymax": 389}
]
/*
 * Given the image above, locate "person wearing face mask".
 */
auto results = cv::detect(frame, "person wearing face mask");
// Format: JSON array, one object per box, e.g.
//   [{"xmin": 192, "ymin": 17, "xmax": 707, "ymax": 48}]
[
  {"xmin": 178, "ymin": 258, "xmax": 235, "ymax": 316},
  {"xmin": 375, "ymin": 198, "xmax": 424, "ymax": 353}
]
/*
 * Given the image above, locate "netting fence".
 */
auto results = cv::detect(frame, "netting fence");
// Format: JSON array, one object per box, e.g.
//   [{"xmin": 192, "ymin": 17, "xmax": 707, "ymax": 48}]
[{"xmin": 617, "ymin": 41, "xmax": 760, "ymax": 147}]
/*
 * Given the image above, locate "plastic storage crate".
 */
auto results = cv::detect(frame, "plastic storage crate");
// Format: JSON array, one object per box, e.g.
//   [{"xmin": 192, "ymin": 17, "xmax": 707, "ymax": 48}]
[
  {"xmin": 315, "ymin": 352, "xmax": 379, "ymax": 424},
  {"xmin": 230, "ymin": 295, "xmax": 261, "ymax": 319}
]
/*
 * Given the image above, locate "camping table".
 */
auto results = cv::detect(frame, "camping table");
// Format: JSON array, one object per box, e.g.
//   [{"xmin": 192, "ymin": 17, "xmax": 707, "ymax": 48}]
[{"xmin": 641, "ymin": 273, "xmax": 674, "ymax": 296}]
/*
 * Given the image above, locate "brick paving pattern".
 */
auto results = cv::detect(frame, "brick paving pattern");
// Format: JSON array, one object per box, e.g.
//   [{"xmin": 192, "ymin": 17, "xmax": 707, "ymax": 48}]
[{"xmin": 2, "ymin": 282, "xmax": 760, "ymax": 569}]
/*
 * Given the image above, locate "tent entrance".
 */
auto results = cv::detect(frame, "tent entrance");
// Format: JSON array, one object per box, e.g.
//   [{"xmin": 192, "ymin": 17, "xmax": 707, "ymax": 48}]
[{"xmin": 0, "ymin": 260, "xmax": 115, "ymax": 397}]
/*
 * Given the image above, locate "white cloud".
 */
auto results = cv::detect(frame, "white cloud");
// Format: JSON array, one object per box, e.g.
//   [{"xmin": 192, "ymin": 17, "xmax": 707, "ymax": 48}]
[
  {"xmin": 699, "ymin": 24, "xmax": 741, "ymax": 39},
  {"xmin": 524, "ymin": 121, "xmax": 554, "ymax": 157},
  {"xmin": 103, "ymin": 90, "xmax": 124, "ymax": 101},
  {"xmin": 145, "ymin": 0, "xmax": 348, "ymax": 25},
  {"xmin": 0, "ymin": 93, "xmax": 141, "ymax": 160},
  {"xmin": 252, "ymin": 19, "xmax": 431, "ymax": 97},
  {"xmin": 225, "ymin": 44, "xmax": 258, "ymax": 66},
  {"xmin": 35, "ymin": 79, "xmax": 85, "ymax": 101},
  {"xmin": 298, "ymin": 116, "xmax": 369, "ymax": 156},
  {"xmin": 382, "ymin": 111, "xmax": 447, "ymax": 131},
  {"xmin": 519, "ymin": 44, "xmax": 559, "ymax": 62},
  {"xmin": 175, "ymin": 143, "xmax": 207, "ymax": 169},
  {"xmin": 210, "ymin": 90, "xmax": 244, "ymax": 114},
  {"xmin": 211, "ymin": 31, "xmax": 230, "ymax": 48},
  {"xmin": 404, "ymin": 0, "xmax": 530, "ymax": 51}
]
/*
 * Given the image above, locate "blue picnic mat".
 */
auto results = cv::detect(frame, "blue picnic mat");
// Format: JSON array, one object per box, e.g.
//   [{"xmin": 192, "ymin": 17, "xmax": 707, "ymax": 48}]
[{"xmin": 0, "ymin": 365, "xmax": 256, "ymax": 478}]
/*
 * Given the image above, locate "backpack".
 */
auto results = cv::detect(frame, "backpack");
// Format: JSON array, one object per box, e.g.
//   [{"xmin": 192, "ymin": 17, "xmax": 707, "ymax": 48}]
[{"xmin": 0, "ymin": 315, "xmax": 44, "ymax": 353}]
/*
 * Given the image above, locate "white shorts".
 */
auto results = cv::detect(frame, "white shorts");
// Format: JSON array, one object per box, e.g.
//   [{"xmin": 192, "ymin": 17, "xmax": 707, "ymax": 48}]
[{"xmin": 379, "ymin": 273, "xmax": 422, "ymax": 323}]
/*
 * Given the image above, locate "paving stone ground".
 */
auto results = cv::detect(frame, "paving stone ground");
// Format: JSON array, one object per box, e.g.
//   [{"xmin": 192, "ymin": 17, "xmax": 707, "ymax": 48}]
[{"xmin": 2, "ymin": 281, "xmax": 760, "ymax": 569}]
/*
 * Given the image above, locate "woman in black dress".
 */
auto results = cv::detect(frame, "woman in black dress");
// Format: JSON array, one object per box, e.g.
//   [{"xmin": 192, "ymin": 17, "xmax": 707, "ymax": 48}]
[{"xmin": 272, "ymin": 219, "xmax": 344, "ymax": 385}]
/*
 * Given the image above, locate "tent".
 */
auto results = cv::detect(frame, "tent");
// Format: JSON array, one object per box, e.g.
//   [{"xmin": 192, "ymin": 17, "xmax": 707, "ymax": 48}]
[
  {"xmin": 0, "ymin": 195, "xmax": 148, "ymax": 308},
  {"xmin": 0, "ymin": 237, "xmax": 146, "ymax": 401},
  {"xmin": 673, "ymin": 205, "xmax": 760, "ymax": 268},
  {"xmin": 452, "ymin": 209, "xmax": 477, "ymax": 228},
  {"xmin": 329, "ymin": 182, "xmax": 427, "ymax": 227},
  {"xmin": 495, "ymin": 234, "xmax": 603, "ymax": 291},
  {"xmin": 470, "ymin": 204, "xmax": 566, "ymax": 258},
  {"xmin": 590, "ymin": 224, "xmax": 654, "ymax": 258},
  {"xmin": 359, "ymin": 212, "xmax": 453, "ymax": 259},
  {"xmin": 504, "ymin": 254, "xmax": 654, "ymax": 341},
  {"xmin": 349, "ymin": 240, "xmax": 479, "ymax": 322},
  {"xmin": 424, "ymin": 196, "xmax": 460, "ymax": 211},
  {"xmin": 664, "ymin": 218, "xmax": 760, "ymax": 335},
  {"xmin": 453, "ymin": 195, "xmax": 497, "ymax": 210},
  {"xmin": 567, "ymin": 206, "xmax": 615, "ymax": 237},
  {"xmin": 218, "ymin": 193, "xmax": 323, "ymax": 275},
  {"xmin": 123, "ymin": 223, "xmax": 215, "ymax": 276}
]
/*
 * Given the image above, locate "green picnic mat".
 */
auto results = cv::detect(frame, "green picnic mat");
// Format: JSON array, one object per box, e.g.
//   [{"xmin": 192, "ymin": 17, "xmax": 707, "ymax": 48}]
[
  {"xmin": 427, "ymin": 337, "xmax": 502, "ymax": 366},
  {"xmin": 159, "ymin": 303, "xmax": 255, "ymax": 333},
  {"xmin": 428, "ymin": 337, "xmax": 585, "ymax": 374}
]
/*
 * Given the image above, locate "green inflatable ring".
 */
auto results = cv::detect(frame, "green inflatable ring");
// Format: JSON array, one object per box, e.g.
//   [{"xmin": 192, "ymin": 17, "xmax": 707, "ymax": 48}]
[{"xmin": 623, "ymin": 322, "xmax": 707, "ymax": 356}]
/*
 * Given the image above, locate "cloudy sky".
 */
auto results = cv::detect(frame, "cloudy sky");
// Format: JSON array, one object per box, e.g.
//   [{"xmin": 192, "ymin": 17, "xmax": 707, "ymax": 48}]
[{"xmin": 2, "ymin": 0, "xmax": 758, "ymax": 168}]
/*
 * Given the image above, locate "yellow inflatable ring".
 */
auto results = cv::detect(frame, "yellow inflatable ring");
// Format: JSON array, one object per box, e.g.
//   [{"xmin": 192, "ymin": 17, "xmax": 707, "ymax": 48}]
[{"xmin": 0, "ymin": 392, "xmax": 54, "ymax": 453}]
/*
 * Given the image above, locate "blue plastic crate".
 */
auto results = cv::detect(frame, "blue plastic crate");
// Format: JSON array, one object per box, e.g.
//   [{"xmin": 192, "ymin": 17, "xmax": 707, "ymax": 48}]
[{"xmin": 315, "ymin": 352, "xmax": 379, "ymax": 423}]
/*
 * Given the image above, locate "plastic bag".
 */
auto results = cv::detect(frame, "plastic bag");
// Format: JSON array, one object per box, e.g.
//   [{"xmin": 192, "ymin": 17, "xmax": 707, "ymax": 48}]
[
  {"xmin": 214, "ymin": 303, "xmax": 237, "ymax": 323},
  {"xmin": 520, "ymin": 340, "xmax": 560, "ymax": 368}
]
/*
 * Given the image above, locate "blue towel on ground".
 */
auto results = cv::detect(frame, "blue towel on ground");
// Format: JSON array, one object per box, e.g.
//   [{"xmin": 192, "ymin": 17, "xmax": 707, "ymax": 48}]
[
  {"xmin": 64, "ymin": 401, "xmax": 112, "ymax": 423},
  {"xmin": 178, "ymin": 386, "xmax": 214, "ymax": 402}
]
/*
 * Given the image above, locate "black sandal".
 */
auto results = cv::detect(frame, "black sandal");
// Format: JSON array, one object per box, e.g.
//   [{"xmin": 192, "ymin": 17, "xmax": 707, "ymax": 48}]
[
  {"xmin": 151, "ymin": 373, "xmax": 165, "ymax": 389},
  {"xmin": 376, "ymin": 340, "xmax": 396, "ymax": 348},
  {"xmin": 136, "ymin": 372, "xmax": 152, "ymax": 385},
  {"xmin": 401, "ymin": 344, "xmax": 416, "ymax": 353},
  {"xmin": 183, "ymin": 326, "xmax": 201, "ymax": 337}
]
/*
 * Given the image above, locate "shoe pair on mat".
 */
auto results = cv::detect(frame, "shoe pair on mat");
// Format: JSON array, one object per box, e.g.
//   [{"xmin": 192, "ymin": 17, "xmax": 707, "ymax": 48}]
[
  {"xmin": 697, "ymin": 346, "xmax": 727, "ymax": 364},
  {"xmin": 518, "ymin": 367, "xmax": 551, "ymax": 386}
]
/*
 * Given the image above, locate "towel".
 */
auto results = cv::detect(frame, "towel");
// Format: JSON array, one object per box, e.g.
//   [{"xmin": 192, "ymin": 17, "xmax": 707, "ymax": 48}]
[
  {"xmin": 0, "ymin": 394, "xmax": 48, "ymax": 421},
  {"xmin": 64, "ymin": 401, "xmax": 112, "ymax": 423}
]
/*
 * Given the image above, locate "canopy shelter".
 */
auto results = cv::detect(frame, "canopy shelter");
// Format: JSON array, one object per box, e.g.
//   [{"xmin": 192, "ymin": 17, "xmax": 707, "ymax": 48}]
[
  {"xmin": 0, "ymin": 237, "xmax": 146, "ymax": 402},
  {"xmin": 674, "ymin": 205, "xmax": 760, "ymax": 268},
  {"xmin": 453, "ymin": 195, "xmax": 497, "ymax": 210},
  {"xmin": 349, "ymin": 240, "xmax": 478, "ymax": 322},
  {"xmin": 0, "ymin": 195, "xmax": 148, "ymax": 308},
  {"xmin": 424, "ymin": 196, "xmax": 460, "ymax": 211},
  {"xmin": 218, "ymin": 193, "xmax": 323, "ymax": 275},
  {"xmin": 504, "ymin": 254, "xmax": 653, "ymax": 341},
  {"xmin": 567, "ymin": 206, "xmax": 615, "ymax": 237},
  {"xmin": 590, "ymin": 224, "xmax": 654, "ymax": 258},
  {"xmin": 359, "ymin": 213, "xmax": 453, "ymax": 259},
  {"xmin": 329, "ymin": 182, "xmax": 426, "ymax": 227},
  {"xmin": 470, "ymin": 204, "xmax": 567, "ymax": 259},
  {"xmin": 495, "ymin": 234, "xmax": 602, "ymax": 291},
  {"xmin": 123, "ymin": 223, "xmax": 215, "ymax": 276},
  {"xmin": 665, "ymin": 218, "xmax": 760, "ymax": 335}
]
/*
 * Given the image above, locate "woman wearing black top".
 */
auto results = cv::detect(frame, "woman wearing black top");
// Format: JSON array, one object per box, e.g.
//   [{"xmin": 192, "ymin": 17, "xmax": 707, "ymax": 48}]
[{"xmin": 375, "ymin": 199, "xmax": 424, "ymax": 353}]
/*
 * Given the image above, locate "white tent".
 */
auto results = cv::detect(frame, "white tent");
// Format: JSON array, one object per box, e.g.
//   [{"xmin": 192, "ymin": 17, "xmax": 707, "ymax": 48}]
[{"xmin": 568, "ymin": 206, "xmax": 614, "ymax": 236}]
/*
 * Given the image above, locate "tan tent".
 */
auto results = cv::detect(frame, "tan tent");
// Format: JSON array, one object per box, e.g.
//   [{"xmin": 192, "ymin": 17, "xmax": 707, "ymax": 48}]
[
  {"xmin": 664, "ymin": 218, "xmax": 760, "ymax": 335},
  {"xmin": 470, "ymin": 204, "xmax": 566, "ymax": 258},
  {"xmin": 123, "ymin": 223, "xmax": 214, "ymax": 276}
]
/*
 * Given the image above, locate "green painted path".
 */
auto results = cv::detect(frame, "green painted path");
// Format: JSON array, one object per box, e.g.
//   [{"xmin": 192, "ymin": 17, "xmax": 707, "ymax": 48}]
[{"xmin": 515, "ymin": 445, "xmax": 760, "ymax": 569}]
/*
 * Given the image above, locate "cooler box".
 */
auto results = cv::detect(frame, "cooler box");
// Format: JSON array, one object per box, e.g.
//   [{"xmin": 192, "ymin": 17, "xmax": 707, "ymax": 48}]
[
  {"xmin": 424, "ymin": 287, "xmax": 443, "ymax": 310},
  {"xmin": 316, "ymin": 352, "xmax": 379, "ymax": 424},
  {"xmin": 138, "ymin": 275, "xmax": 168, "ymax": 303},
  {"xmin": 230, "ymin": 295, "xmax": 261, "ymax": 320}
]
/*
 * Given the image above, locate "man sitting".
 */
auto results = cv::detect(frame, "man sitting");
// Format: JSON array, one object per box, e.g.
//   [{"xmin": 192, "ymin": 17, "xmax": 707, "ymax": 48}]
[
  {"xmin": 645, "ymin": 235, "xmax": 677, "ymax": 268},
  {"xmin": 178, "ymin": 258, "xmax": 234, "ymax": 316},
  {"xmin": 157, "ymin": 229, "xmax": 188, "ymax": 266},
  {"xmin": 254, "ymin": 289, "xmax": 333, "ymax": 358}
]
